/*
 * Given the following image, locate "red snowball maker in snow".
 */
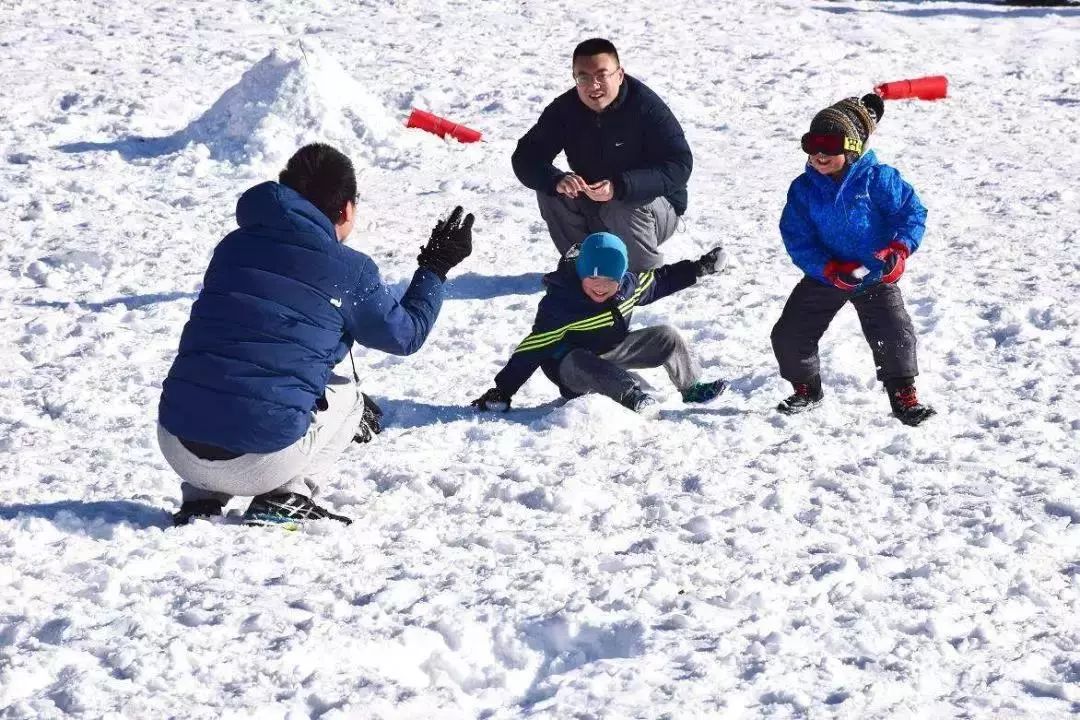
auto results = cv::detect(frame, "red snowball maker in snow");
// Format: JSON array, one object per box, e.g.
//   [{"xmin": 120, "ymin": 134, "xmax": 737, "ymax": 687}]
[
  {"xmin": 874, "ymin": 75, "xmax": 948, "ymax": 101},
  {"xmin": 406, "ymin": 109, "xmax": 482, "ymax": 143}
]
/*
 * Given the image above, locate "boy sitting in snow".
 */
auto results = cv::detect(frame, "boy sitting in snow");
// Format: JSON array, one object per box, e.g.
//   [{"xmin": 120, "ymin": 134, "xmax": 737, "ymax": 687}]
[
  {"xmin": 472, "ymin": 232, "xmax": 727, "ymax": 414},
  {"xmin": 771, "ymin": 93, "xmax": 936, "ymax": 426}
]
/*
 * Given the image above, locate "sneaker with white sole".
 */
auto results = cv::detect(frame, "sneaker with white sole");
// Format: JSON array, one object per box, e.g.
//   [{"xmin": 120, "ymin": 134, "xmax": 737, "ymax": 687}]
[
  {"xmin": 681, "ymin": 379, "xmax": 728, "ymax": 404},
  {"xmin": 243, "ymin": 492, "xmax": 352, "ymax": 526}
]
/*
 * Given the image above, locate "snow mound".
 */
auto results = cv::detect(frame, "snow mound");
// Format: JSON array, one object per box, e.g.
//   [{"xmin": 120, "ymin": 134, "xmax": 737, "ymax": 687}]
[
  {"xmin": 183, "ymin": 40, "xmax": 403, "ymax": 166},
  {"xmin": 531, "ymin": 394, "xmax": 647, "ymax": 435}
]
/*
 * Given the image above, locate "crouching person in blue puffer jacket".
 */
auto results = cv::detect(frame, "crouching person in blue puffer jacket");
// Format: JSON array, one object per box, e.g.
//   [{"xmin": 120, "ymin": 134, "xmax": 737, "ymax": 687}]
[
  {"xmin": 772, "ymin": 94, "xmax": 935, "ymax": 426},
  {"xmin": 471, "ymin": 232, "xmax": 728, "ymax": 415},
  {"xmin": 158, "ymin": 143, "xmax": 473, "ymax": 526}
]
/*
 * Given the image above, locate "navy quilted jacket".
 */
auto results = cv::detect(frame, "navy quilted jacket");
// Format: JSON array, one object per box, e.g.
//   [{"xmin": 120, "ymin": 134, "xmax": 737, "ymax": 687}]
[
  {"xmin": 511, "ymin": 75, "xmax": 693, "ymax": 215},
  {"xmin": 159, "ymin": 182, "xmax": 443, "ymax": 453}
]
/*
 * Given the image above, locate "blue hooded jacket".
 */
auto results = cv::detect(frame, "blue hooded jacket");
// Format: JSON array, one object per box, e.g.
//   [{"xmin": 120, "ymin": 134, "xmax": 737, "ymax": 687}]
[
  {"xmin": 159, "ymin": 182, "xmax": 444, "ymax": 453},
  {"xmin": 511, "ymin": 75, "xmax": 693, "ymax": 215},
  {"xmin": 493, "ymin": 249, "xmax": 699, "ymax": 398},
  {"xmin": 779, "ymin": 151, "xmax": 927, "ymax": 285}
]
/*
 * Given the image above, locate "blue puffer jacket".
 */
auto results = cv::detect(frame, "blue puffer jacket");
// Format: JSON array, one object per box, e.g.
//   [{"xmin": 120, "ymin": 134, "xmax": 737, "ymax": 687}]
[
  {"xmin": 159, "ymin": 182, "xmax": 444, "ymax": 453},
  {"xmin": 511, "ymin": 75, "xmax": 693, "ymax": 215},
  {"xmin": 493, "ymin": 251, "xmax": 699, "ymax": 398},
  {"xmin": 779, "ymin": 151, "xmax": 927, "ymax": 285}
]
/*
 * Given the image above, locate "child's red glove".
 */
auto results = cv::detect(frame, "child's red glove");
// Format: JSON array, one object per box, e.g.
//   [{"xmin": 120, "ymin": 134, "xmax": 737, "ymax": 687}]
[
  {"xmin": 875, "ymin": 242, "xmax": 910, "ymax": 284},
  {"xmin": 823, "ymin": 259, "xmax": 863, "ymax": 292}
]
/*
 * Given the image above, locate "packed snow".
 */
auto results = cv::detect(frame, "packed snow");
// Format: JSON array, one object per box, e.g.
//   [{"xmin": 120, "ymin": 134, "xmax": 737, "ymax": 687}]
[{"xmin": 1, "ymin": 0, "xmax": 1079, "ymax": 718}]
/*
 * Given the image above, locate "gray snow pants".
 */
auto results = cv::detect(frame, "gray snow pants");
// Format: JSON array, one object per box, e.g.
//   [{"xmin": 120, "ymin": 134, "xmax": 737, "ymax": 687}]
[
  {"xmin": 557, "ymin": 325, "xmax": 700, "ymax": 402},
  {"xmin": 158, "ymin": 369, "xmax": 367, "ymax": 503},
  {"xmin": 771, "ymin": 277, "xmax": 919, "ymax": 383},
  {"xmin": 536, "ymin": 191, "xmax": 678, "ymax": 272}
]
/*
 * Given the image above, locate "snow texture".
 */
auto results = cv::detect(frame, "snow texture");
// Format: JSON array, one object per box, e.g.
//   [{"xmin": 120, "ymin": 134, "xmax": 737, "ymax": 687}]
[{"xmin": 1, "ymin": 0, "xmax": 1079, "ymax": 718}]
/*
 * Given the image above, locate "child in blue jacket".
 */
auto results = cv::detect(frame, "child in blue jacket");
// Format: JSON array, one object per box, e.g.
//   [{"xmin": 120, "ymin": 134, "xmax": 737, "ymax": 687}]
[
  {"xmin": 472, "ymin": 232, "xmax": 727, "ymax": 414},
  {"xmin": 772, "ymin": 94, "xmax": 936, "ymax": 426}
]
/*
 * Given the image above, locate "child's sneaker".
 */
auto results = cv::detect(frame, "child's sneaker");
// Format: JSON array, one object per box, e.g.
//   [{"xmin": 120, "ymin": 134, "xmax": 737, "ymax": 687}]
[
  {"xmin": 172, "ymin": 498, "xmax": 224, "ymax": 526},
  {"xmin": 777, "ymin": 377, "xmax": 824, "ymax": 415},
  {"xmin": 681, "ymin": 379, "xmax": 728, "ymax": 404},
  {"xmin": 887, "ymin": 383, "xmax": 936, "ymax": 426},
  {"xmin": 243, "ymin": 493, "xmax": 352, "ymax": 526},
  {"xmin": 620, "ymin": 388, "xmax": 660, "ymax": 416}
]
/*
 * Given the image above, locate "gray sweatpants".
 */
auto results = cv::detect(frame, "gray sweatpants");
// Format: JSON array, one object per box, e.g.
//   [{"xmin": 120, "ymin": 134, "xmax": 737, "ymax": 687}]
[
  {"xmin": 771, "ymin": 277, "xmax": 919, "ymax": 383},
  {"xmin": 557, "ymin": 325, "xmax": 700, "ymax": 401},
  {"xmin": 158, "ymin": 369, "xmax": 367, "ymax": 503},
  {"xmin": 536, "ymin": 191, "xmax": 678, "ymax": 272}
]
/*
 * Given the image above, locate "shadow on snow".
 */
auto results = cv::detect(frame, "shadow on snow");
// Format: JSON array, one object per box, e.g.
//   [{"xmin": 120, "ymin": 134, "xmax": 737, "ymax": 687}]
[{"xmin": 0, "ymin": 500, "xmax": 167, "ymax": 529}]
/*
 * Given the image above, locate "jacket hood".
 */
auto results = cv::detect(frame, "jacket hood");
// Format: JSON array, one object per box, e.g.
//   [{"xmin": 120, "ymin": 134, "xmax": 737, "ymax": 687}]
[
  {"xmin": 542, "ymin": 261, "xmax": 581, "ymax": 293},
  {"xmin": 235, "ymin": 181, "xmax": 338, "ymax": 243}
]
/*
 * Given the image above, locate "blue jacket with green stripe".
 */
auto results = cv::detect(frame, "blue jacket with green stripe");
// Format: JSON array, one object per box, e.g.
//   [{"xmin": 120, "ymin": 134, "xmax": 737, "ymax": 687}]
[{"xmin": 493, "ymin": 254, "xmax": 699, "ymax": 398}]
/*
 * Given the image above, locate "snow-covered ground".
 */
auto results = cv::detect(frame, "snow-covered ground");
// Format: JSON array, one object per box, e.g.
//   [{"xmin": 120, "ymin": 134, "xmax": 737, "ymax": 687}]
[{"xmin": 2, "ymin": 0, "xmax": 1079, "ymax": 717}]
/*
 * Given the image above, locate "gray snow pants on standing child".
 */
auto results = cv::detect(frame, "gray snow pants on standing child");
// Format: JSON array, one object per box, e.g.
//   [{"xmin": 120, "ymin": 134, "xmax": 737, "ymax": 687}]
[{"xmin": 771, "ymin": 277, "xmax": 919, "ymax": 383}]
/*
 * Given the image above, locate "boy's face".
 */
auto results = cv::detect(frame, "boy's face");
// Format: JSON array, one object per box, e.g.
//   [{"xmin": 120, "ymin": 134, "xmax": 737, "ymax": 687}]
[
  {"xmin": 809, "ymin": 152, "xmax": 846, "ymax": 178},
  {"xmin": 581, "ymin": 276, "xmax": 620, "ymax": 303}
]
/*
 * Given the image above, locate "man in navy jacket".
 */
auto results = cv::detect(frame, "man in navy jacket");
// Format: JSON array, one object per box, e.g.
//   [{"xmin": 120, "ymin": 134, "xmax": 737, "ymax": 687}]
[
  {"xmin": 512, "ymin": 38, "xmax": 692, "ymax": 272},
  {"xmin": 158, "ymin": 143, "xmax": 473, "ymax": 526}
]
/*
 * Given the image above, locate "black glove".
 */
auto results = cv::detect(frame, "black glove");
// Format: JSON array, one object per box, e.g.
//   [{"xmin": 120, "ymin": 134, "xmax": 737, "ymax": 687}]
[
  {"xmin": 694, "ymin": 246, "xmax": 728, "ymax": 277},
  {"xmin": 353, "ymin": 393, "xmax": 384, "ymax": 444},
  {"xmin": 471, "ymin": 387, "xmax": 511, "ymax": 412},
  {"xmin": 417, "ymin": 206, "xmax": 474, "ymax": 280}
]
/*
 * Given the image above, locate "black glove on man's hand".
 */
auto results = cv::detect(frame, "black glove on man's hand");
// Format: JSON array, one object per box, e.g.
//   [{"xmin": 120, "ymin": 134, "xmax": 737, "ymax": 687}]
[
  {"xmin": 417, "ymin": 206, "xmax": 474, "ymax": 280},
  {"xmin": 694, "ymin": 246, "xmax": 728, "ymax": 277},
  {"xmin": 361, "ymin": 393, "xmax": 383, "ymax": 435},
  {"xmin": 471, "ymin": 387, "xmax": 511, "ymax": 412},
  {"xmin": 353, "ymin": 393, "xmax": 384, "ymax": 444}
]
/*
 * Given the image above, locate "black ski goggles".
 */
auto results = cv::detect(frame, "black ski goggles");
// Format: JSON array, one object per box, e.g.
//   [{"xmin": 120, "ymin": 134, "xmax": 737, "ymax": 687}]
[{"xmin": 801, "ymin": 133, "xmax": 863, "ymax": 156}]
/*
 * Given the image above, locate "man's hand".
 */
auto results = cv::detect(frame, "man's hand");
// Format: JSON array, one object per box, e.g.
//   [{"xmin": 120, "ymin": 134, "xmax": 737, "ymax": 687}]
[
  {"xmin": 823, "ymin": 259, "xmax": 864, "ymax": 292},
  {"xmin": 583, "ymin": 180, "xmax": 614, "ymax": 202},
  {"xmin": 353, "ymin": 394, "xmax": 384, "ymax": 444},
  {"xmin": 555, "ymin": 174, "xmax": 590, "ymax": 198},
  {"xmin": 874, "ymin": 241, "xmax": 910, "ymax": 284},
  {"xmin": 471, "ymin": 387, "xmax": 512, "ymax": 412},
  {"xmin": 417, "ymin": 206, "xmax": 474, "ymax": 280},
  {"xmin": 694, "ymin": 246, "xmax": 728, "ymax": 277}
]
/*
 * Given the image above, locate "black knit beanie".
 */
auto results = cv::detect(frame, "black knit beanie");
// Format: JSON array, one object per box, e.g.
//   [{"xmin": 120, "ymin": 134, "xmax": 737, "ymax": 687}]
[{"xmin": 808, "ymin": 93, "xmax": 885, "ymax": 158}]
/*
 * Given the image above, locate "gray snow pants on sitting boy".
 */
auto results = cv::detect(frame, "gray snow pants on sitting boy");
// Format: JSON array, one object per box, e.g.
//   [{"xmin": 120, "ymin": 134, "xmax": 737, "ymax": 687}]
[
  {"xmin": 557, "ymin": 325, "xmax": 700, "ymax": 402},
  {"xmin": 158, "ymin": 369, "xmax": 367, "ymax": 504},
  {"xmin": 771, "ymin": 277, "xmax": 919, "ymax": 383}
]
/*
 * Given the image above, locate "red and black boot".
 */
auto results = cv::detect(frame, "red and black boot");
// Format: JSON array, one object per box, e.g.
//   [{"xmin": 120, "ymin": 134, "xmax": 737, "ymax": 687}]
[
  {"xmin": 886, "ymin": 379, "xmax": 937, "ymax": 426},
  {"xmin": 777, "ymin": 376, "xmax": 824, "ymax": 415}
]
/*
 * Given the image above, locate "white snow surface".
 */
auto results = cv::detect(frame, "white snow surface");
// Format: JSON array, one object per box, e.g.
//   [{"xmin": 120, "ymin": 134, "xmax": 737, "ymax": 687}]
[{"xmin": 2, "ymin": 1, "xmax": 1079, "ymax": 718}]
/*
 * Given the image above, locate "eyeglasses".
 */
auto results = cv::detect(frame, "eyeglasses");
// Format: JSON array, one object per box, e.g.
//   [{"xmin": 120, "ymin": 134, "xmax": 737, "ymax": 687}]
[
  {"xmin": 801, "ymin": 133, "xmax": 862, "ymax": 156},
  {"xmin": 574, "ymin": 68, "xmax": 621, "ymax": 87}
]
